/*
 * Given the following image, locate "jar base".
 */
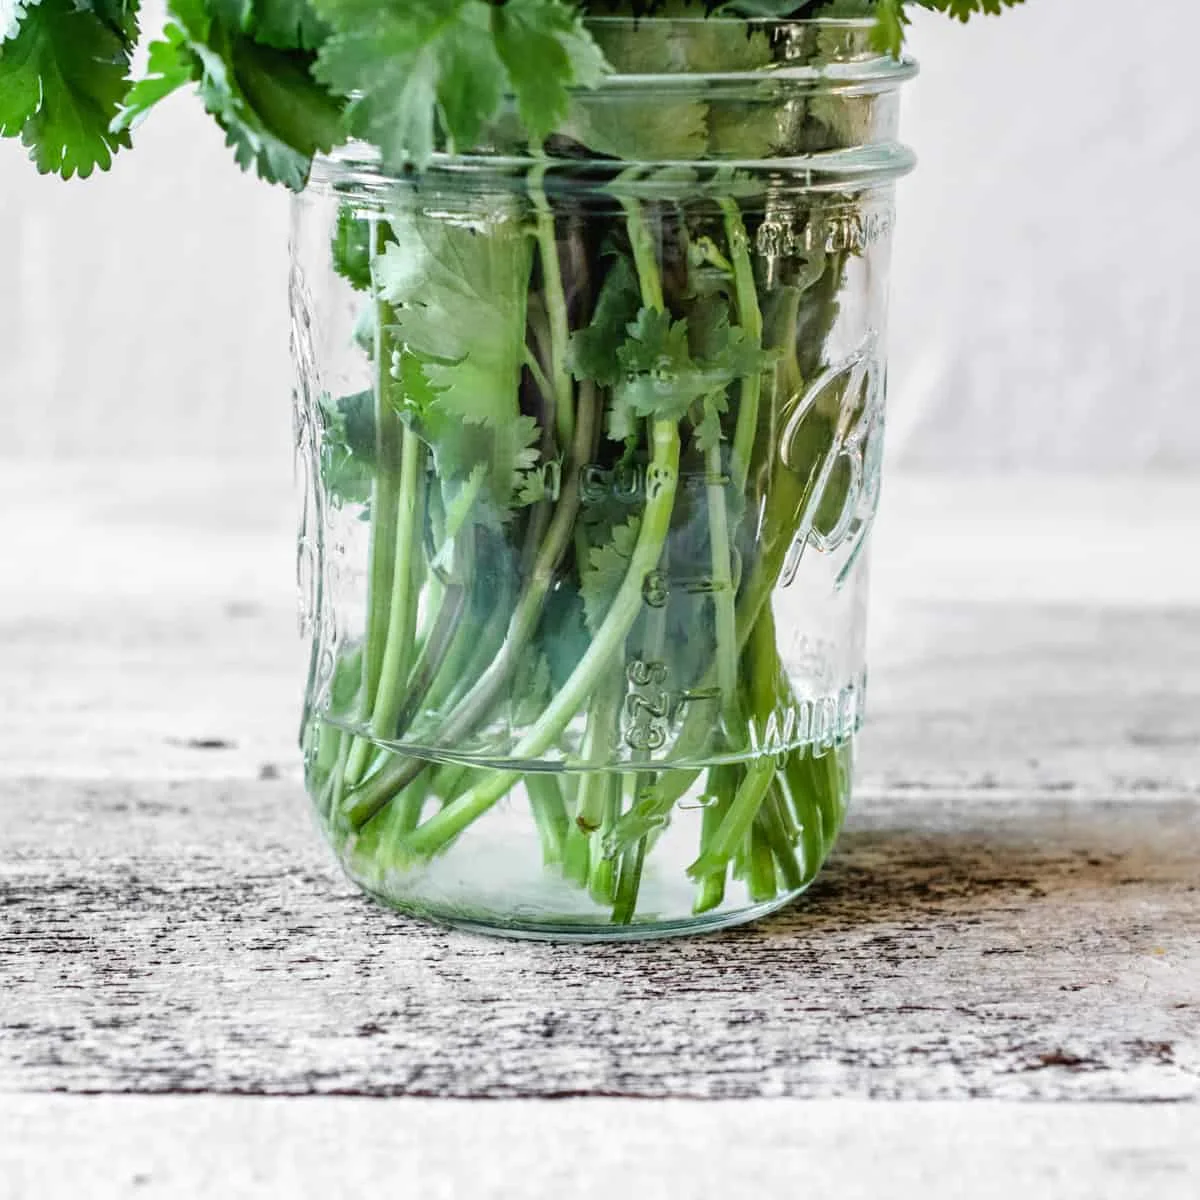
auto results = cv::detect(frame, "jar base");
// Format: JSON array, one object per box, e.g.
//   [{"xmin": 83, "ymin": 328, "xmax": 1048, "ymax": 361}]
[{"xmin": 354, "ymin": 883, "xmax": 811, "ymax": 942}]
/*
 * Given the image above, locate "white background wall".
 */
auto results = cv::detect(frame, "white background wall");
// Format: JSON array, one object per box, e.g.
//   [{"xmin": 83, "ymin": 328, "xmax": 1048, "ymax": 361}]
[{"xmin": 1, "ymin": 0, "xmax": 1197, "ymax": 468}]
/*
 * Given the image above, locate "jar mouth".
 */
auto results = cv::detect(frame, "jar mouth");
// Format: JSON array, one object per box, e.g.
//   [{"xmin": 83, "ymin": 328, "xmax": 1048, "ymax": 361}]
[
  {"xmin": 309, "ymin": 15, "xmax": 917, "ymax": 191},
  {"xmin": 580, "ymin": 15, "xmax": 918, "ymax": 89}
]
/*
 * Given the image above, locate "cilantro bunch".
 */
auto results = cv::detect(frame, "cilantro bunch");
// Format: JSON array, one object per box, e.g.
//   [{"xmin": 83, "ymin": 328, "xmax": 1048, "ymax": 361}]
[{"xmin": 0, "ymin": 1, "xmax": 1023, "ymax": 184}]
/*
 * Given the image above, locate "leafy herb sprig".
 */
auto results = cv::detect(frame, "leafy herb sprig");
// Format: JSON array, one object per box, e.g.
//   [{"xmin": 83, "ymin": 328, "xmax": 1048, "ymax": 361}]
[{"xmin": 1, "ymin": 0, "xmax": 1023, "ymax": 184}]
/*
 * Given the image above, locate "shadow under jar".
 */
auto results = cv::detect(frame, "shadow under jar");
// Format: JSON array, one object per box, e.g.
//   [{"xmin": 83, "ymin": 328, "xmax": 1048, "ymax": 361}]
[{"xmin": 290, "ymin": 17, "xmax": 916, "ymax": 940}]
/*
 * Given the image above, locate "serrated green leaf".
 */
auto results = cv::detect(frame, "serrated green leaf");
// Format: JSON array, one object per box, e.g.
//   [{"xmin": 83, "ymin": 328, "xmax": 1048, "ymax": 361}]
[
  {"xmin": 111, "ymin": 26, "xmax": 192, "ymax": 135},
  {"xmin": 567, "ymin": 254, "xmax": 641, "ymax": 388},
  {"xmin": 318, "ymin": 389, "xmax": 375, "ymax": 506},
  {"xmin": 582, "ymin": 513, "xmax": 641, "ymax": 634},
  {"xmin": 252, "ymin": 0, "xmax": 330, "ymax": 51},
  {"xmin": 141, "ymin": 2, "xmax": 338, "ymax": 188},
  {"xmin": 331, "ymin": 203, "xmax": 372, "ymax": 291},
  {"xmin": 492, "ymin": 0, "xmax": 605, "ymax": 142},
  {"xmin": 694, "ymin": 389, "xmax": 729, "ymax": 454},
  {"xmin": 376, "ymin": 210, "xmax": 540, "ymax": 517},
  {"xmin": 313, "ymin": 0, "xmax": 499, "ymax": 165},
  {"xmin": 1, "ymin": 0, "xmax": 137, "ymax": 178},
  {"xmin": 510, "ymin": 650, "xmax": 552, "ymax": 726},
  {"xmin": 1, "ymin": 0, "xmax": 35, "ymax": 44}
]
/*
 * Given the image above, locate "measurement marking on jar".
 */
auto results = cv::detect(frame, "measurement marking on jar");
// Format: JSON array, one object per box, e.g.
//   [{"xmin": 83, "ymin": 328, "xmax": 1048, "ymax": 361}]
[
  {"xmin": 581, "ymin": 464, "xmax": 731, "ymax": 506},
  {"xmin": 641, "ymin": 569, "xmax": 732, "ymax": 608},
  {"xmin": 623, "ymin": 660, "xmax": 670, "ymax": 752},
  {"xmin": 756, "ymin": 208, "xmax": 895, "ymax": 258}
]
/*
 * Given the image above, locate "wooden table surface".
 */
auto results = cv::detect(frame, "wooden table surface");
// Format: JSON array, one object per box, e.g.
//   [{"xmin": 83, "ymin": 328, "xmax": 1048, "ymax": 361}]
[{"xmin": 2, "ymin": 465, "xmax": 1198, "ymax": 1197}]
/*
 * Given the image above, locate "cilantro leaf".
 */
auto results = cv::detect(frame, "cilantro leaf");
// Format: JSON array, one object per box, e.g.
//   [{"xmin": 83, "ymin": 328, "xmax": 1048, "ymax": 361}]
[
  {"xmin": 0, "ymin": 0, "xmax": 138, "ymax": 179},
  {"xmin": 492, "ymin": 0, "xmax": 606, "ymax": 142},
  {"xmin": 576, "ymin": 290, "xmax": 773, "ymax": 443},
  {"xmin": 919, "ymin": 0, "xmax": 1025, "ymax": 22},
  {"xmin": 313, "ymin": 0, "xmax": 606, "ymax": 166},
  {"xmin": 149, "ymin": 0, "xmax": 342, "ymax": 189},
  {"xmin": 313, "ymin": 0, "xmax": 503, "ymax": 165},
  {"xmin": 111, "ymin": 24, "xmax": 193, "ymax": 134},
  {"xmin": 567, "ymin": 255, "xmax": 641, "ymax": 388},
  {"xmin": 581, "ymin": 514, "xmax": 641, "ymax": 634},
  {"xmin": 1, "ymin": 0, "xmax": 34, "ymax": 43},
  {"xmin": 510, "ymin": 649, "xmax": 552, "ymax": 726},
  {"xmin": 252, "ymin": 0, "xmax": 330, "ymax": 51},
  {"xmin": 611, "ymin": 308, "xmax": 711, "ymax": 435},
  {"xmin": 694, "ymin": 389, "xmax": 729, "ymax": 455},
  {"xmin": 376, "ymin": 210, "xmax": 540, "ymax": 516},
  {"xmin": 331, "ymin": 203, "xmax": 372, "ymax": 291},
  {"xmin": 318, "ymin": 389, "xmax": 375, "ymax": 506}
]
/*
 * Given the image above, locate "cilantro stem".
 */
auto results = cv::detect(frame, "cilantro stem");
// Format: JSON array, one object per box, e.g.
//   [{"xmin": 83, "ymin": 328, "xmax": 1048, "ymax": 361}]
[
  {"xmin": 685, "ymin": 755, "xmax": 774, "ymax": 881},
  {"xmin": 692, "ymin": 770, "xmax": 734, "ymax": 914},
  {"xmin": 526, "ymin": 773, "xmax": 570, "ymax": 867},
  {"xmin": 344, "ymin": 424, "xmax": 424, "ymax": 785},
  {"xmin": 607, "ymin": 528, "xmax": 671, "ymax": 918},
  {"xmin": 363, "ymin": 222, "xmax": 403, "ymax": 708},
  {"xmin": 746, "ymin": 821, "xmax": 778, "ymax": 903},
  {"xmin": 341, "ymin": 383, "xmax": 601, "ymax": 827},
  {"xmin": 588, "ymin": 776, "xmax": 622, "ymax": 906},
  {"xmin": 704, "ymin": 435, "xmax": 738, "ymax": 714},
  {"xmin": 611, "ymin": 826, "xmax": 647, "ymax": 925},
  {"xmin": 761, "ymin": 787, "xmax": 804, "ymax": 892},
  {"xmin": 611, "ymin": 245, "xmax": 844, "ymax": 850},
  {"xmin": 530, "ymin": 163, "xmax": 574, "ymax": 451},
  {"xmin": 393, "ymin": 538, "xmax": 471, "ymax": 736},
  {"xmin": 564, "ymin": 669, "xmax": 625, "ymax": 885},
  {"xmin": 718, "ymin": 197, "xmax": 764, "ymax": 496},
  {"xmin": 618, "ymin": 177, "xmax": 664, "ymax": 312},
  {"xmin": 369, "ymin": 427, "xmax": 424, "ymax": 735},
  {"xmin": 404, "ymin": 418, "xmax": 681, "ymax": 858}
]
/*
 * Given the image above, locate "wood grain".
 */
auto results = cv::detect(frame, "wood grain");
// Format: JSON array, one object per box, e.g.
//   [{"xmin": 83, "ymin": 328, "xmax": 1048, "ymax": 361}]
[
  {"xmin": 2, "ymin": 467, "xmax": 1197, "ymax": 1118},
  {"xmin": 2, "ymin": 780, "xmax": 1195, "ymax": 1100}
]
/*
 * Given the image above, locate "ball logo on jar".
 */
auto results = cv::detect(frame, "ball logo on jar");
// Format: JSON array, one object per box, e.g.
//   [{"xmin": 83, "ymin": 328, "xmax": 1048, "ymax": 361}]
[{"xmin": 778, "ymin": 340, "xmax": 884, "ymax": 588}]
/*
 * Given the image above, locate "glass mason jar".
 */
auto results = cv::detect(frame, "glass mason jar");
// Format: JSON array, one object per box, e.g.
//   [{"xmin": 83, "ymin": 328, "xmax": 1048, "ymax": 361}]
[{"xmin": 290, "ymin": 18, "xmax": 916, "ymax": 939}]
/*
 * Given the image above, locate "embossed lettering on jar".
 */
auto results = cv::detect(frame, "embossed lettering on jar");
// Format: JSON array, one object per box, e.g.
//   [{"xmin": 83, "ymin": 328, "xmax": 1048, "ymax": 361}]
[{"xmin": 290, "ymin": 18, "xmax": 917, "ymax": 939}]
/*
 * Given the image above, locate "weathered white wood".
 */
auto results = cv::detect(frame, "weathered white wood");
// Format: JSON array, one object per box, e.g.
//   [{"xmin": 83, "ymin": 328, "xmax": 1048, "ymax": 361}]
[
  {"xmin": 2, "ymin": 1096, "xmax": 1198, "ymax": 1200},
  {"xmin": 1, "ymin": 467, "xmax": 1197, "ymax": 1111},
  {"xmin": 1, "ymin": 782, "xmax": 1196, "ymax": 1100}
]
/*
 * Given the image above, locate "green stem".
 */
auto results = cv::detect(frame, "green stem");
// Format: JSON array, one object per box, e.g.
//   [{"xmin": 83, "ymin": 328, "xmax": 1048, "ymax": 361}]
[
  {"xmin": 606, "ymin": 523, "xmax": 670, "ymax": 918},
  {"xmin": 364, "ymin": 222, "xmax": 403, "ymax": 708},
  {"xmin": 619, "ymin": 178, "xmax": 664, "ymax": 312},
  {"xmin": 340, "ymin": 383, "xmax": 600, "ymax": 827},
  {"xmin": 564, "ymin": 670, "xmax": 624, "ymax": 885},
  {"xmin": 405, "ymin": 418, "xmax": 681, "ymax": 857},
  {"xmin": 781, "ymin": 750, "xmax": 827, "ymax": 885},
  {"xmin": 692, "ymin": 765, "xmax": 735, "ymax": 914},
  {"xmin": 612, "ymin": 827, "xmax": 647, "ymax": 926},
  {"xmin": 344, "ymin": 424, "xmax": 424, "ymax": 785},
  {"xmin": 530, "ymin": 162, "xmax": 574, "ymax": 450},
  {"xmin": 704, "ymin": 435, "xmax": 738, "ymax": 715},
  {"xmin": 588, "ymin": 776, "xmax": 622, "ymax": 906},
  {"xmin": 526, "ymin": 773, "xmax": 570, "ymax": 867},
  {"xmin": 718, "ymin": 197, "xmax": 764, "ymax": 496},
  {"xmin": 686, "ymin": 755, "xmax": 775, "ymax": 881},
  {"xmin": 760, "ymin": 786, "xmax": 804, "ymax": 892},
  {"xmin": 746, "ymin": 823, "xmax": 777, "ymax": 903}
]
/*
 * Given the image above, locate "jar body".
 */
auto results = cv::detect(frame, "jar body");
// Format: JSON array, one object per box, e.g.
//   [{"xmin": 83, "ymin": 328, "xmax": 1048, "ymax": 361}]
[{"xmin": 291, "ymin": 19, "xmax": 913, "ymax": 938}]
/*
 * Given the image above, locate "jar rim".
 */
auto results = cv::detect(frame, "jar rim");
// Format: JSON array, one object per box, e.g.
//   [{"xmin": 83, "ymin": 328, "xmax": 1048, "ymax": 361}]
[{"xmin": 579, "ymin": 15, "xmax": 917, "ymax": 89}]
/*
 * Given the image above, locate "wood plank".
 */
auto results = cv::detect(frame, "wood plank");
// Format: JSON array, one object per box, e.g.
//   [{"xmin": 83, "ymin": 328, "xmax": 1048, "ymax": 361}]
[
  {"xmin": 2, "ymin": 1096, "xmax": 1198, "ymax": 1200},
  {"xmin": 2, "ymin": 782, "xmax": 1196, "ymax": 1100}
]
